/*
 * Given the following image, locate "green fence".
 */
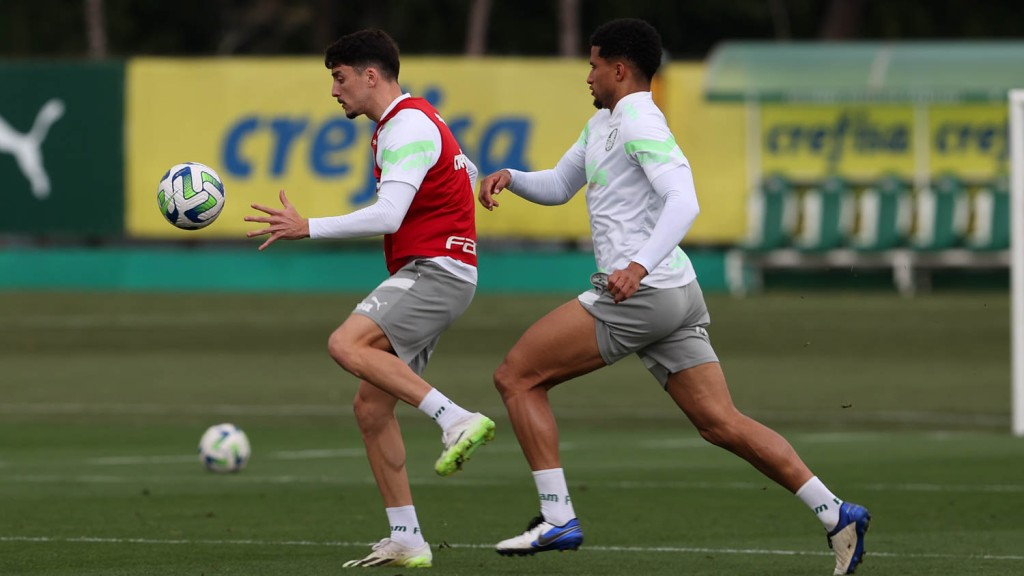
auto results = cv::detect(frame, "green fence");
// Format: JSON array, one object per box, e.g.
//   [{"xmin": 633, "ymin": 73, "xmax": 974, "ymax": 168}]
[{"xmin": 0, "ymin": 246, "xmax": 730, "ymax": 294}]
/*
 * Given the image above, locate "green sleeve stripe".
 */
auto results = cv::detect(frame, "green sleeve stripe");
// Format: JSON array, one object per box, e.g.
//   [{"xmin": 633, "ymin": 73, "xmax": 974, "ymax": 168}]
[
  {"xmin": 625, "ymin": 135, "xmax": 683, "ymax": 166},
  {"xmin": 624, "ymin": 135, "xmax": 679, "ymax": 155},
  {"xmin": 635, "ymin": 152, "xmax": 680, "ymax": 165},
  {"xmin": 380, "ymin": 141, "xmax": 437, "ymax": 166}
]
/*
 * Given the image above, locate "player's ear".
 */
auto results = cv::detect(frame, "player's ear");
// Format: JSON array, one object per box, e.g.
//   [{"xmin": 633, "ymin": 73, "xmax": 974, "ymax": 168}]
[{"xmin": 365, "ymin": 67, "xmax": 378, "ymax": 87}]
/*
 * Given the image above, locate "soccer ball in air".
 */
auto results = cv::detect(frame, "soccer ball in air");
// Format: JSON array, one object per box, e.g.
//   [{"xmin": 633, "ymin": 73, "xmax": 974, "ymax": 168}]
[
  {"xmin": 198, "ymin": 423, "xmax": 251, "ymax": 473},
  {"xmin": 157, "ymin": 162, "xmax": 225, "ymax": 230}
]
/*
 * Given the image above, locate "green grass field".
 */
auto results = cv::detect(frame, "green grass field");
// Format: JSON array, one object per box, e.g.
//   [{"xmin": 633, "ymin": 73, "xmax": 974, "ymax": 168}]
[{"xmin": 1, "ymin": 290, "xmax": 1021, "ymax": 575}]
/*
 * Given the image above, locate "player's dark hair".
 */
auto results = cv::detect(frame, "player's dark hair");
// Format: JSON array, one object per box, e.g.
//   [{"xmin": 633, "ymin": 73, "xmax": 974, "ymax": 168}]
[
  {"xmin": 324, "ymin": 29, "xmax": 400, "ymax": 81},
  {"xmin": 589, "ymin": 18, "xmax": 662, "ymax": 82}
]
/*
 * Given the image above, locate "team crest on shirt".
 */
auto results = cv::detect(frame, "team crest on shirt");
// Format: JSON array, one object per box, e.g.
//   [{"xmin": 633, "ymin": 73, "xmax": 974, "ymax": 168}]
[{"xmin": 605, "ymin": 128, "xmax": 618, "ymax": 151}]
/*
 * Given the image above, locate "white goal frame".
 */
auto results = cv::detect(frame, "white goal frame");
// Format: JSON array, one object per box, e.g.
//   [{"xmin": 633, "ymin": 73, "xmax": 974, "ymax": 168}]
[{"xmin": 1011, "ymin": 90, "xmax": 1024, "ymax": 436}]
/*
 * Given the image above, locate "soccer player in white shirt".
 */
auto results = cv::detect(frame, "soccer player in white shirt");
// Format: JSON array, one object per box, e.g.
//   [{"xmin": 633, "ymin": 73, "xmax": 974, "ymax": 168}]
[
  {"xmin": 478, "ymin": 18, "xmax": 870, "ymax": 575},
  {"xmin": 245, "ymin": 28, "xmax": 494, "ymax": 569}
]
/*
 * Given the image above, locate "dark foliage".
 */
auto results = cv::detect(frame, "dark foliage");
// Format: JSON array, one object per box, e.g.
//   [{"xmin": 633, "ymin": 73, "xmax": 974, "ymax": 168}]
[{"xmin": 2, "ymin": 0, "xmax": 1022, "ymax": 59}]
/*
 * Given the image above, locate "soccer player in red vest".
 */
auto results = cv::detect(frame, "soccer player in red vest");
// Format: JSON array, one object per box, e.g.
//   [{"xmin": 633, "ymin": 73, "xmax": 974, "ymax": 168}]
[{"xmin": 245, "ymin": 28, "xmax": 494, "ymax": 568}]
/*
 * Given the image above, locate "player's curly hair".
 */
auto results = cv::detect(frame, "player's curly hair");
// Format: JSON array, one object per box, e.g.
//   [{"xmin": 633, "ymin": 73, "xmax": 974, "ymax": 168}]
[
  {"xmin": 324, "ymin": 29, "xmax": 400, "ymax": 81},
  {"xmin": 589, "ymin": 18, "xmax": 663, "ymax": 82}
]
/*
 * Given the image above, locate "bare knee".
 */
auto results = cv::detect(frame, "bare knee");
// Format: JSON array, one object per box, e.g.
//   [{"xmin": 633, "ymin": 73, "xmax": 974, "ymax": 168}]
[
  {"xmin": 492, "ymin": 361, "xmax": 516, "ymax": 399},
  {"xmin": 666, "ymin": 365, "xmax": 748, "ymax": 450},
  {"xmin": 691, "ymin": 410, "xmax": 747, "ymax": 450},
  {"xmin": 695, "ymin": 421, "xmax": 733, "ymax": 448},
  {"xmin": 493, "ymin": 358, "xmax": 534, "ymax": 401},
  {"xmin": 352, "ymin": 391, "xmax": 393, "ymax": 436},
  {"xmin": 328, "ymin": 328, "xmax": 366, "ymax": 377}
]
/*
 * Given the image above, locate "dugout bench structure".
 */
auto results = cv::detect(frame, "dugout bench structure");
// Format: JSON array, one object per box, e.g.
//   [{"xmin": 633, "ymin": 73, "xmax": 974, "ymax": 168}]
[
  {"xmin": 726, "ymin": 174, "xmax": 1010, "ymax": 296},
  {"xmin": 702, "ymin": 42, "xmax": 1022, "ymax": 296}
]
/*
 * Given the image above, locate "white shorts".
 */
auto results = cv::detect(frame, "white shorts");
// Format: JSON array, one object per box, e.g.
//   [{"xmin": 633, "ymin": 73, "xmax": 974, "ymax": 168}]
[
  {"xmin": 578, "ymin": 278, "xmax": 719, "ymax": 387},
  {"xmin": 353, "ymin": 259, "xmax": 475, "ymax": 375}
]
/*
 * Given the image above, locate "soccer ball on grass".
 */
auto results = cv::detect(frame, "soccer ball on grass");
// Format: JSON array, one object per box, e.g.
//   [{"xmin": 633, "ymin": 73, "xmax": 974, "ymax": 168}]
[
  {"xmin": 198, "ymin": 423, "xmax": 251, "ymax": 473},
  {"xmin": 157, "ymin": 162, "xmax": 225, "ymax": 230}
]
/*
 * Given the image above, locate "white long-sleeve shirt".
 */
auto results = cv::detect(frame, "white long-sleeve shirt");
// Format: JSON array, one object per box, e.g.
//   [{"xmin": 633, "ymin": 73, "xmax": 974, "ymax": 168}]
[{"xmin": 507, "ymin": 91, "xmax": 698, "ymax": 289}]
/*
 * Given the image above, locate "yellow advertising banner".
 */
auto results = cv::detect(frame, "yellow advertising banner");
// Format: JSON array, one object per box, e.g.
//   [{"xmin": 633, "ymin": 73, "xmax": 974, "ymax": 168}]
[
  {"xmin": 126, "ymin": 58, "xmax": 747, "ymax": 243},
  {"xmin": 759, "ymin": 103, "xmax": 1009, "ymax": 183},
  {"xmin": 126, "ymin": 58, "xmax": 597, "ymax": 240},
  {"xmin": 760, "ymin": 105, "xmax": 916, "ymax": 180},
  {"xmin": 662, "ymin": 64, "xmax": 748, "ymax": 243},
  {"xmin": 929, "ymin": 104, "xmax": 1008, "ymax": 179},
  {"xmin": 118, "ymin": 58, "xmax": 1022, "ymax": 245}
]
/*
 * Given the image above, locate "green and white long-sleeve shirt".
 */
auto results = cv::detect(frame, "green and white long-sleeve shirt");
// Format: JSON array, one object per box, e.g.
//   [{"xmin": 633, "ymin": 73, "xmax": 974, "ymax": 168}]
[{"xmin": 509, "ymin": 91, "xmax": 699, "ymax": 289}]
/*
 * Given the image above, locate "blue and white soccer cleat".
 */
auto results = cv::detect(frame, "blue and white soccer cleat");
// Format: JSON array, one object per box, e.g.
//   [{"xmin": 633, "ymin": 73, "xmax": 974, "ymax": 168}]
[
  {"xmin": 827, "ymin": 502, "xmax": 871, "ymax": 575},
  {"xmin": 495, "ymin": 516, "xmax": 584, "ymax": 556}
]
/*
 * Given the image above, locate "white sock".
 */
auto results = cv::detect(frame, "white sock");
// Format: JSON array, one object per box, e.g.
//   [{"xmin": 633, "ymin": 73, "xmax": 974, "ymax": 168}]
[
  {"xmin": 417, "ymin": 388, "xmax": 471, "ymax": 432},
  {"xmin": 533, "ymin": 468, "xmax": 576, "ymax": 526},
  {"xmin": 385, "ymin": 505, "xmax": 425, "ymax": 547},
  {"xmin": 796, "ymin": 476, "xmax": 842, "ymax": 531}
]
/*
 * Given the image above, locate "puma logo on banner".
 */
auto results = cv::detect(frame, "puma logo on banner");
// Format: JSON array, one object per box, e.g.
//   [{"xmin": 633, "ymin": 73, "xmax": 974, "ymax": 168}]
[{"xmin": 0, "ymin": 98, "xmax": 66, "ymax": 199}]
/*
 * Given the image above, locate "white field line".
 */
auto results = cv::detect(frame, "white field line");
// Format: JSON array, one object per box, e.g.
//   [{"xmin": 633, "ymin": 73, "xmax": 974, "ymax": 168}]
[
  {"xmin": 0, "ymin": 430, "xmax": 958, "ymax": 470},
  {"xmin": 87, "ymin": 448, "xmax": 367, "ymax": 465},
  {"xmin": 0, "ymin": 402, "xmax": 1008, "ymax": 427},
  {"xmin": 0, "ymin": 312, "xmax": 515, "ymax": 331},
  {"xmin": 3, "ymin": 472, "xmax": 1022, "ymax": 495},
  {"xmin": 639, "ymin": 431, "xmax": 888, "ymax": 449},
  {"xmin": 0, "ymin": 535, "xmax": 1022, "ymax": 563},
  {"xmin": 84, "ymin": 445, "xmax": 524, "ymax": 467},
  {"xmin": 0, "ymin": 314, "xmax": 334, "ymax": 329},
  {"xmin": 0, "ymin": 403, "xmax": 352, "ymax": 417}
]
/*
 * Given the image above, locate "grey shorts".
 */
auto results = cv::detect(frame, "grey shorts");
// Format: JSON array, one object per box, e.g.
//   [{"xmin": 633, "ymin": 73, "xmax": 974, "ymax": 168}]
[
  {"xmin": 352, "ymin": 259, "xmax": 475, "ymax": 375},
  {"xmin": 578, "ymin": 278, "xmax": 719, "ymax": 387}
]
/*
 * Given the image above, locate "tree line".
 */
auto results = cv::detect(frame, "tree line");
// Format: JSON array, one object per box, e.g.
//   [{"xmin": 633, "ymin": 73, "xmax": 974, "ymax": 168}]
[{"xmin": 3, "ymin": 0, "xmax": 1021, "ymax": 60}]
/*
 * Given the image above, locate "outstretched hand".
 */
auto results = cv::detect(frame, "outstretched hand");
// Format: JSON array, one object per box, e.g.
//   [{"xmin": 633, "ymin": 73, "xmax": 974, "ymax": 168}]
[
  {"xmin": 244, "ymin": 189, "xmax": 310, "ymax": 251},
  {"xmin": 478, "ymin": 169, "xmax": 512, "ymax": 211}
]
